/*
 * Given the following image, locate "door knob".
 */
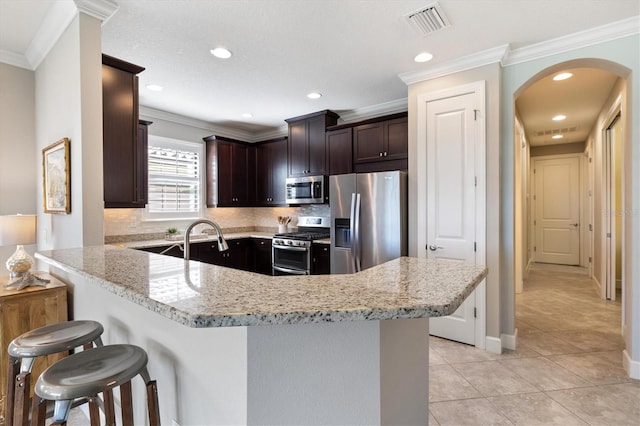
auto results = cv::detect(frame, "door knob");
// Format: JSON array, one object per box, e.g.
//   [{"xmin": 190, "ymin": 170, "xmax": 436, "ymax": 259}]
[
  {"xmin": 570, "ymin": 223, "xmax": 579, "ymax": 227},
  {"xmin": 428, "ymin": 245, "xmax": 444, "ymax": 251}
]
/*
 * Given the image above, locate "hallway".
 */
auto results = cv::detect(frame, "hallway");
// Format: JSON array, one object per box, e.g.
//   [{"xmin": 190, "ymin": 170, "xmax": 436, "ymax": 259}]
[{"xmin": 429, "ymin": 263, "xmax": 639, "ymax": 425}]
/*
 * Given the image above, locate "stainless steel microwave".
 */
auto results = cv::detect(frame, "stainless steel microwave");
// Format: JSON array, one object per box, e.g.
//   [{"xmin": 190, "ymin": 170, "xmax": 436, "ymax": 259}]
[{"xmin": 285, "ymin": 175, "xmax": 327, "ymax": 204}]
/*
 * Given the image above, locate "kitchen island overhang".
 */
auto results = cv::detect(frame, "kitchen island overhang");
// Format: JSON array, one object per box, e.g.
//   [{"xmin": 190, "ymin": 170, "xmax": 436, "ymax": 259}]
[{"xmin": 36, "ymin": 246, "xmax": 487, "ymax": 425}]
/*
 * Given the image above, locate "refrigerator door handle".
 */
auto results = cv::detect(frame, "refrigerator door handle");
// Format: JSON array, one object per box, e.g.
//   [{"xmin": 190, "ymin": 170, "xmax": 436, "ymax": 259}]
[
  {"xmin": 353, "ymin": 193, "xmax": 362, "ymax": 272},
  {"xmin": 349, "ymin": 193, "xmax": 357, "ymax": 272}
]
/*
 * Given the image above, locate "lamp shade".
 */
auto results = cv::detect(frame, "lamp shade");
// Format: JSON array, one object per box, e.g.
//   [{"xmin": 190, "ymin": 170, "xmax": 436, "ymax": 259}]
[{"xmin": 0, "ymin": 215, "xmax": 37, "ymax": 246}]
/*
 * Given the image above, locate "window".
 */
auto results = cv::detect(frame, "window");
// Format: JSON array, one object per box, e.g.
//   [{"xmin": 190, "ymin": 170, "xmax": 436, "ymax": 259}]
[{"xmin": 145, "ymin": 136, "xmax": 204, "ymax": 220}]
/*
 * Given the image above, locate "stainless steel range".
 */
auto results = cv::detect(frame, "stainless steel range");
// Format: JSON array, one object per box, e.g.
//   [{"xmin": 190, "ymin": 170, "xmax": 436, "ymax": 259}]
[{"xmin": 272, "ymin": 216, "xmax": 330, "ymax": 275}]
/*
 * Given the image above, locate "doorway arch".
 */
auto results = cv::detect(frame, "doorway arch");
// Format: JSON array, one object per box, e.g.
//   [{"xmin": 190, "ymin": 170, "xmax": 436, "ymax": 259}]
[{"xmin": 508, "ymin": 57, "xmax": 635, "ymax": 377}]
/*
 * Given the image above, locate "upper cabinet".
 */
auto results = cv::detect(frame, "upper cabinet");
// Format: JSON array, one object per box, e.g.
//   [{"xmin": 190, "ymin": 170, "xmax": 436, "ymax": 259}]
[
  {"xmin": 204, "ymin": 136, "xmax": 255, "ymax": 207},
  {"xmin": 102, "ymin": 54, "xmax": 147, "ymax": 208},
  {"xmin": 352, "ymin": 114, "xmax": 408, "ymax": 173},
  {"xmin": 285, "ymin": 110, "xmax": 339, "ymax": 177},
  {"xmin": 325, "ymin": 128, "xmax": 353, "ymax": 176},
  {"xmin": 255, "ymin": 137, "xmax": 288, "ymax": 206}
]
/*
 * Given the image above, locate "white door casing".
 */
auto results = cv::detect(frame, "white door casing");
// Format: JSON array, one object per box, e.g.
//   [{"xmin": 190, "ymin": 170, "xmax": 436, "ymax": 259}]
[
  {"xmin": 533, "ymin": 156, "xmax": 581, "ymax": 265},
  {"xmin": 417, "ymin": 81, "xmax": 486, "ymax": 348}
]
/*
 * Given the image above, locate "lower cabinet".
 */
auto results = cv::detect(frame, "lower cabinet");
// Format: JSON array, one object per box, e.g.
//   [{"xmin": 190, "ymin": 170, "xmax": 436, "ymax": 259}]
[
  {"xmin": 251, "ymin": 238, "xmax": 273, "ymax": 275},
  {"xmin": 193, "ymin": 239, "xmax": 251, "ymax": 270},
  {"xmin": 312, "ymin": 243, "xmax": 330, "ymax": 275}
]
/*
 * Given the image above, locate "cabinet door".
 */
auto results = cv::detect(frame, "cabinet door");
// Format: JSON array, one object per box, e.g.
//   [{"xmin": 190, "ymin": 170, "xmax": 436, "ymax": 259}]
[
  {"xmin": 312, "ymin": 244, "xmax": 330, "ymax": 275},
  {"xmin": 103, "ymin": 63, "xmax": 143, "ymax": 207},
  {"xmin": 288, "ymin": 120, "xmax": 308, "ymax": 177},
  {"xmin": 326, "ymin": 128, "xmax": 353, "ymax": 175},
  {"xmin": 231, "ymin": 143, "xmax": 252, "ymax": 205},
  {"xmin": 307, "ymin": 115, "xmax": 327, "ymax": 176},
  {"xmin": 270, "ymin": 139, "xmax": 288, "ymax": 204},
  {"xmin": 353, "ymin": 122, "xmax": 385, "ymax": 164},
  {"xmin": 255, "ymin": 143, "xmax": 271, "ymax": 205},
  {"xmin": 252, "ymin": 238, "xmax": 273, "ymax": 275},
  {"xmin": 226, "ymin": 239, "xmax": 251, "ymax": 270},
  {"xmin": 384, "ymin": 117, "xmax": 408, "ymax": 160},
  {"xmin": 215, "ymin": 141, "xmax": 234, "ymax": 206}
]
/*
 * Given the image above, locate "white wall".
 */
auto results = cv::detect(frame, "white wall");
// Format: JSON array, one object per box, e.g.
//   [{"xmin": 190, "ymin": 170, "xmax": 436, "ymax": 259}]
[
  {"xmin": 0, "ymin": 63, "xmax": 37, "ymax": 266},
  {"xmin": 502, "ymin": 34, "xmax": 640, "ymax": 377},
  {"xmin": 35, "ymin": 12, "xmax": 104, "ymax": 251}
]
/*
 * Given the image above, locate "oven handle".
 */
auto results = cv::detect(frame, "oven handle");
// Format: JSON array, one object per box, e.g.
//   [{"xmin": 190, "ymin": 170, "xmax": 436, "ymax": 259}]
[
  {"xmin": 272, "ymin": 244, "xmax": 309, "ymax": 252},
  {"xmin": 272, "ymin": 265, "xmax": 309, "ymax": 275}
]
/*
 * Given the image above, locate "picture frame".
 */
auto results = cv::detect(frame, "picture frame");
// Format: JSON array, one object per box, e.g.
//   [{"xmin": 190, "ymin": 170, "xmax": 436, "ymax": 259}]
[{"xmin": 42, "ymin": 138, "xmax": 71, "ymax": 214}]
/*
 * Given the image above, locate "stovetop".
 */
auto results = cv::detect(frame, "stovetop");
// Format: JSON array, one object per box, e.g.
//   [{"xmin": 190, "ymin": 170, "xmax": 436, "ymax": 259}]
[{"xmin": 274, "ymin": 230, "xmax": 330, "ymax": 241}]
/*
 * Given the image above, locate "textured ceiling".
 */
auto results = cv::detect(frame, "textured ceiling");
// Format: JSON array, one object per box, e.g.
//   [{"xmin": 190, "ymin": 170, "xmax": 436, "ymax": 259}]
[{"xmin": 1, "ymin": 0, "xmax": 638, "ymax": 141}]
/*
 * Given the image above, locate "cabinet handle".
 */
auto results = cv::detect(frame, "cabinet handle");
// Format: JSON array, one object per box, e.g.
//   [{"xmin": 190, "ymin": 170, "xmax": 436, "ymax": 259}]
[
  {"xmin": 379, "ymin": 152, "xmax": 383, "ymax": 157},
  {"xmin": 384, "ymin": 151, "xmax": 388, "ymax": 156}
]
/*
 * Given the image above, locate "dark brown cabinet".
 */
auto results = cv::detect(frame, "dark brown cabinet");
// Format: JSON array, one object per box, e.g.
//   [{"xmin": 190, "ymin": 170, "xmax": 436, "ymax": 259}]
[
  {"xmin": 191, "ymin": 239, "xmax": 251, "ymax": 270},
  {"xmin": 251, "ymin": 238, "xmax": 273, "ymax": 275},
  {"xmin": 325, "ymin": 128, "xmax": 353, "ymax": 176},
  {"xmin": 311, "ymin": 243, "xmax": 330, "ymax": 275},
  {"xmin": 204, "ymin": 136, "xmax": 255, "ymax": 207},
  {"xmin": 286, "ymin": 110, "xmax": 339, "ymax": 178},
  {"xmin": 353, "ymin": 116, "xmax": 408, "ymax": 163},
  {"xmin": 255, "ymin": 137, "xmax": 287, "ymax": 206},
  {"xmin": 102, "ymin": 54, "xmax": 146, "ymax": 208}
]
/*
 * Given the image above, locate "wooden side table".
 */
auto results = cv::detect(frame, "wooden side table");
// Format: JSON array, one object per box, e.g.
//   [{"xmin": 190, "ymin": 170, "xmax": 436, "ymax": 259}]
[{"xmin": 0, "ymin": 273, "xmax": 67, "ymax": 425}]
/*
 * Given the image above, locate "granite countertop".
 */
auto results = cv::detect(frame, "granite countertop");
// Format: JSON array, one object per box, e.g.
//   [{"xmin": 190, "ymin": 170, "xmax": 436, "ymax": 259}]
[{"xmin": 36, "ymin": 246, "xmax": 487, "ymax": 328}]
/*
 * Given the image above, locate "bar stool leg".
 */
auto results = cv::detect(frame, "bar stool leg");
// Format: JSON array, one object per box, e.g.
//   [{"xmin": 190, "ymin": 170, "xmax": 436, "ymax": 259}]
[
  {"xmin": 88, "ymin": 394, "xmax": 101, "ymax": 426},
  {"xmin": 102, "ymin": 389, "xmax": 116, "ymax": 426},
  {"xmin": 6, "ymin": 356, "xmax": 20, "ymax": 426},
  {"xmin": 119, "ymin": 381, "xmax": 134, "ymax": 426},
  {"xmin": 12, "ymin": 372, "xmax": 30, "ymax": 426},
  {"xmin": 146, "ymin": 380, "xmax": 160, "ymax": 426},
  {"xmin": 30, "ymin": 397, "xmax": 46, "ymax": 426}
]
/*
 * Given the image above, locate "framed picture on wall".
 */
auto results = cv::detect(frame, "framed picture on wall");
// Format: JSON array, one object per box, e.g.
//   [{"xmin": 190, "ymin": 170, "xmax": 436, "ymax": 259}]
[{"xmin": 42, "ymin": 138, "xmax": 71, "ymax": 214}]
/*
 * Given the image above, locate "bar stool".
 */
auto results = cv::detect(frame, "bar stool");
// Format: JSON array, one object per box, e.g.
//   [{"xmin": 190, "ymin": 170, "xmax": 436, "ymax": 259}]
[
  {"xmin": 6, "ymin": 320, "xmax": 104, "ymax": 426},
  {"xmin": 33, "ymin": 344, "xmax": 160, "ymax": 426}
]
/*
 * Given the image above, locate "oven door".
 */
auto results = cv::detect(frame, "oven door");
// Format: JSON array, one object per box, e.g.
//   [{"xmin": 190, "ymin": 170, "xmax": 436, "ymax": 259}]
[{"xmin": 272, "ymin": 244, "xmax": 310, "ymax": 275}]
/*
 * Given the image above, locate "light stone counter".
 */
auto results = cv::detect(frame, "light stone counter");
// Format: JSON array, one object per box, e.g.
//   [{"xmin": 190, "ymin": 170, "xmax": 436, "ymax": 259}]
[{"xmin": 36, "ymin": 245, "xmax": 486, "ymax": 328}]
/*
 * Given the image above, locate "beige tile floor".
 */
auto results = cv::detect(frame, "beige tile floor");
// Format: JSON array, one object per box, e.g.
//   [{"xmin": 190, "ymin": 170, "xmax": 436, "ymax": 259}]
[{"xmin": 429, "ymin": 262, "xmax": 639, "ymax": 426}]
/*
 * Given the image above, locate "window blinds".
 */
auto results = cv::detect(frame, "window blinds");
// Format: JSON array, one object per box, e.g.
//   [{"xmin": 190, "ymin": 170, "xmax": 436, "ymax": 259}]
[{"xmin": 147, "ymin": 146, "xmax": 200, "ymax": 213}]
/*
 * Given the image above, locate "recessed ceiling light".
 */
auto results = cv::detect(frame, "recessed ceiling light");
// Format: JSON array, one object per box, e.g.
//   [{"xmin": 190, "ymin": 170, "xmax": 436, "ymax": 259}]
[
  {"xmin": 552, "ymin": 134, "xmax": 563, "ymax": 139},
  {"xmin": 146, "ymin": 84, "xmax": 163, "ymax": 91},
  {"xmin": 210, "ymin": 47, "xmax": 232, "ymax": 59},
  {"xmin": 552, "ymin": 114, "xmax": 567, "ymax": 121},
  {"xmin": 414, "ymin": 52, "xmax": 433, "ymax": 63},
  {"xmin": 242, "ymin": 113, "xmax": 253, "ymax": 118},
  {"xmin": 553, "ymin": 72, "xmax": 573, "ymax": 81},
  {"xmin": 307, "ymin": 92, "xmax": 322, "ymax": 99}
]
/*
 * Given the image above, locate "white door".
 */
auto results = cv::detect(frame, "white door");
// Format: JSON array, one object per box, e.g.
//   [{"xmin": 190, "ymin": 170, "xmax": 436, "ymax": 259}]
[
  {"xmin": 533, "ymin": 157, "xmax": 580, "ymax": 265},
  {"xmin": 425, "ymin": 91, "xmax": 480, "ymax": 346}
]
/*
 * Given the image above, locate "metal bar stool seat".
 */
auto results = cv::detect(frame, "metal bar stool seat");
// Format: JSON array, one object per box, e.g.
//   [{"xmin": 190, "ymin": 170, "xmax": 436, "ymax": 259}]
[
  {"xmin": 34, "ymin": 344, "xmax": 160, "ymax": 426},
  {"xmin": 6, "ymin": 320, "xmax": 104, "ymax": 426}
]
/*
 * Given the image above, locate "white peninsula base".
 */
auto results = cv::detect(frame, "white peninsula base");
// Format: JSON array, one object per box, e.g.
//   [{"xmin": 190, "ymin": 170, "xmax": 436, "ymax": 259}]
[{"xmin": 53, "ymin": 266, "xmax": 429, "ymax": 425}]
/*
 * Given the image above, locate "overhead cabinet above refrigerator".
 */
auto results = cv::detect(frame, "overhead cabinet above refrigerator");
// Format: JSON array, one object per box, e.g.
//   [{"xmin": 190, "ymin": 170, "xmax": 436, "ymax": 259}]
[{"xmin": 330, "ymin": 171, "xmax": 407, "ymax": 274}]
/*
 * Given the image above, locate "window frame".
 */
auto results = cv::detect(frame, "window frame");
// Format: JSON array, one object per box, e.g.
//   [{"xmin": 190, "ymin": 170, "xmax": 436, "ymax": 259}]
[{"xmin": 143, "ymin": 135, "xmax": 205, "ymax": 222}]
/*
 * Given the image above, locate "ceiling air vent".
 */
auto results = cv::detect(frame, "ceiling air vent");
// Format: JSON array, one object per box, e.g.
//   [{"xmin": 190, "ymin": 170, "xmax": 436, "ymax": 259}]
[{"xmin": 406, "ymin": 2, "xmax": 451, "ymax": 35}]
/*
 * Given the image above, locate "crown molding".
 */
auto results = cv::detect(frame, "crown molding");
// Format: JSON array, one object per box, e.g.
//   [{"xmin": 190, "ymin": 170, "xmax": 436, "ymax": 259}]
[
  {"xmin": 398, "ymin": 44, "xmax": 509, "ymax": 85},
  {"xmin": 139, "ymin": 106, "xmax": 264, "ymax": 142},
  {"xmin": 23, "ymin": 0, "xmax": 77, "ymax": 70},
  {"xmin": 0, "ymin": 49, "xmax": 32, "ymax": 70},
  {"xmin": 337, "ymin": 98, "xmax": 408, "ymax": 124},
  {"xmin": 74, "ymin": 0, "xmax": 119, "ymax": 25},
  {"xmin": 504, "ymin": 15, "xmax": 640, "ymax": 66},
  {"xmin": 2, "ymin": 0, "xmax": 119, "ymax": 71}
]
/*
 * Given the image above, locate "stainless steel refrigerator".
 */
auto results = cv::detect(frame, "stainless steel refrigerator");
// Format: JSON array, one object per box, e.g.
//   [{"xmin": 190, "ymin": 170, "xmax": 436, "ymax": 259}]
[{"xmin": 330, "ymin": 171, "xmax": 407, "ymax": 274}]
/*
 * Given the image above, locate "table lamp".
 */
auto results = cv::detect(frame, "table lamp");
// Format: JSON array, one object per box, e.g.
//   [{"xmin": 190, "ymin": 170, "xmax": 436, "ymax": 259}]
[{"xmin": 0, "ymin": 214, "xmax": 37, "ymax": 279}]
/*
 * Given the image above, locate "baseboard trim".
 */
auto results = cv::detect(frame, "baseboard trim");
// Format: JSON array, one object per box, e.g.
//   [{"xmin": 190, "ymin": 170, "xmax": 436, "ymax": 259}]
[
  {"xmin": 623, "ymin": 349, "xmax": 640, "ymax": 380},
  {"xmin": 501, "ymin": 330, "xmax": 518, "ymax": 351},
  {"xmin": 485, "ymin": 336, "xmax": 503, "ymax": 354}
]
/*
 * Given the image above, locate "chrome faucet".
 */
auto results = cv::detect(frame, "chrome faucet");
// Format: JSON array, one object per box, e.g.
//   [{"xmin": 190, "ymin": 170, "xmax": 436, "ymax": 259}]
[{"xmin": 184, "ymin": 219, "xmax": 229, "ymax": 260}]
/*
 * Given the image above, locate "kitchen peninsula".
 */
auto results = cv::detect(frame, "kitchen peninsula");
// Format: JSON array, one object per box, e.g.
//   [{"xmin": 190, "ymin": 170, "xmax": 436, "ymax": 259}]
[{"xmin": 36, "ymin": 246, "xmax": 486, "ymax": 425}]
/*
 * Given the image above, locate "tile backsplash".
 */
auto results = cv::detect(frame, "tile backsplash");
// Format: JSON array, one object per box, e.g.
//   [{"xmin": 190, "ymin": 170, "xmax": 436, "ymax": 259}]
[{"xmin": 104, "ymin": 205, "xmax": 330, "ymax": 241}]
